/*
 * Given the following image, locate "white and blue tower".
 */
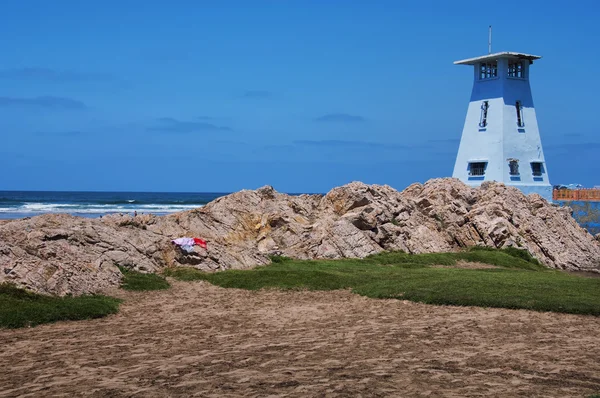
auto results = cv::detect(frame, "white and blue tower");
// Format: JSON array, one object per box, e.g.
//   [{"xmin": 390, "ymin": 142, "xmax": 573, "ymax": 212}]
[{"xmin": 452, "ymin": 51, "xmax": 552, "ymax": 201}]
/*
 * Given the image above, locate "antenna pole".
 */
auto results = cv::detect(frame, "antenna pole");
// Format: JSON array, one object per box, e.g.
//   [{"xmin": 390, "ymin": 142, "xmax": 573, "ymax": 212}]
[{"xmin": 488, "ymin": 25, "xmax": 492, "ymax": 54}]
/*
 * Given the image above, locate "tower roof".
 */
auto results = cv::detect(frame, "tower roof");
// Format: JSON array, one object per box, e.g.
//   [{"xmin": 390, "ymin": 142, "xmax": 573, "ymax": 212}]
[{"xmin": 454, "ymin": 52, "xmax": 541, "ymax": 65}]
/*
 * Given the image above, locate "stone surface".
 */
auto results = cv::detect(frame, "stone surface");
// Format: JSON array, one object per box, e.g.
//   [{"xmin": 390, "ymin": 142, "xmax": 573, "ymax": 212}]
[{"xmin": 1, "ymin": 178, "xmax": 599, "ymax": 295}]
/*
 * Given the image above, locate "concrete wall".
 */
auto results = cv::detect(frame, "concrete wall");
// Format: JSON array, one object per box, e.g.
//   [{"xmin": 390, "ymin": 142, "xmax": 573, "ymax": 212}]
[{"xmin": 453, "ymin": 57, "xmax": 552, "ymax": 201}]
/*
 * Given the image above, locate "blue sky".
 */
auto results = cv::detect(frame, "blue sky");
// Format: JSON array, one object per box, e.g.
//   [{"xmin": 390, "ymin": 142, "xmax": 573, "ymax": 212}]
[{"xmin": 1, "ymin": 0, "xmax": 599, "ymax": 193}]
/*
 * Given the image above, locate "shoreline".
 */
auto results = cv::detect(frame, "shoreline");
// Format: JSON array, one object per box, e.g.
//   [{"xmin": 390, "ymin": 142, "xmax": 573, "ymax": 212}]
[
  {"xmin": 0, "ymin": 211, "xmax": 173, "ymax": 220},
  {"xmin": 0, "ymin": 190, "xmax": 221, "ymax": 221}
]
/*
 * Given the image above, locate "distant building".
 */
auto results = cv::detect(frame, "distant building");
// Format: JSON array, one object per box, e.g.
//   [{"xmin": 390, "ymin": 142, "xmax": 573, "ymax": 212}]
[{"xmin": 452, "ymin": 52, "xmax": 552, "ymax": 201}]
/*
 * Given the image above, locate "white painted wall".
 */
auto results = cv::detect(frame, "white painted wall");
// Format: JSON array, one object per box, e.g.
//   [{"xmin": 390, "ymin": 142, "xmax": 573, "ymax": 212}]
[{"xmin": 452, "ymin": 56, "xmax": 552, "ymax": 201}]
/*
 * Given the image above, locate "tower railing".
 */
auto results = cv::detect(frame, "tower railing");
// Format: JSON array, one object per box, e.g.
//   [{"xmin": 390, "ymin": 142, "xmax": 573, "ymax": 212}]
[{"xmin": 553, "ymin": 188, "xmax": 600, "ymax": 201}]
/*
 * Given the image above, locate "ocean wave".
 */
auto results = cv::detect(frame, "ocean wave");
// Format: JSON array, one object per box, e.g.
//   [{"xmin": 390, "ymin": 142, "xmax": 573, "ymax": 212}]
[
  {"xmin": 0, "ymin": 202, "xmax": 204, "ymax": 214},
  {"xmin": 0, "ymin": 198, "xmax": 25, "ymax": 203},
  {"xmin": 0, "ymin": 197, "xmax": 219, "ymax": 206}
]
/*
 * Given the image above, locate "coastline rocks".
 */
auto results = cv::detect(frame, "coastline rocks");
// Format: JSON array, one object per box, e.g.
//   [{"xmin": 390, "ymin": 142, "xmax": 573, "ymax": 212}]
[
  {"xmin": 0, "ymin": 214, "xmax": 169, "ymax": 296},
  {"xmin": 1, "ymin": 178, "xmax": 599, "ymax": 295}
]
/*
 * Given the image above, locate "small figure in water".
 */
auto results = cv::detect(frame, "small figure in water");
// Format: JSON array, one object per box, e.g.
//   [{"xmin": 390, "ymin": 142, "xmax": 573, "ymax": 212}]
[{"xmin": 134, "ymin": 211, "xmax": 137, "ymax": 217}]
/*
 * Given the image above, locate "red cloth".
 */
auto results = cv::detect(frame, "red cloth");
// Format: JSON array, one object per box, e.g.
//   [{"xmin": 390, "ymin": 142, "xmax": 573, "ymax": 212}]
[{"xmin": 193, "ymin": 237, "xmax": 207, "ymax": 249}]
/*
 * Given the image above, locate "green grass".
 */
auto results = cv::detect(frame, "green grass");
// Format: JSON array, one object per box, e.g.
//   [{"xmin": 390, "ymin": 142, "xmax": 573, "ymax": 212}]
[
  {"xmin": 0, "ymin": 283, "xmax": 121, "ymax": 329},
  {"xmin": 164, "ymin": 248, "xmax": 600, "ymax": 316},
  {"xmin": 0, "ymin": 267, "xmax": 170, "ymax": 329},
  {"xmin": 119, "ymin": 266, "xmax": 170, "ymax": 291},
  {"xmin": 364, "ymin": 246, "xmax": 545, "ymax": 271}
]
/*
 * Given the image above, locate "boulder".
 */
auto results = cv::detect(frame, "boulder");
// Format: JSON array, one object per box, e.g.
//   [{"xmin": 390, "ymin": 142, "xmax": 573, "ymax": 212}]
[{"xmin": 1, "ymin": 178, "xmax": 599, "ymax": 295}]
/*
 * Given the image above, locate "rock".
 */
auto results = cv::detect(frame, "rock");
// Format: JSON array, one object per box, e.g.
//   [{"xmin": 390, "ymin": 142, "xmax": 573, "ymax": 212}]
[
  {"xmin": 1, "ymin": 178, "xmax": 599, "ymax": 295},
  {"xmin": 0, "ymin": 214, "xmax": 169, "ymax": 296}
]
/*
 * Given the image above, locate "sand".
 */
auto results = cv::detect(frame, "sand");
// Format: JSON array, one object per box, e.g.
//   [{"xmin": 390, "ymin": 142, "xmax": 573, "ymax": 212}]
[{"xmin": 1, "ymin": 280, "xmax": 600, "ymax": 397}]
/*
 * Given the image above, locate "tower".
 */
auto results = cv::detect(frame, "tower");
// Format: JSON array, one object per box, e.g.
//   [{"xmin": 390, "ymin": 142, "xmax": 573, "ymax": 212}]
[{"xmin": 452, "ymin": 51, "xmax": 552, "ymax": 201}]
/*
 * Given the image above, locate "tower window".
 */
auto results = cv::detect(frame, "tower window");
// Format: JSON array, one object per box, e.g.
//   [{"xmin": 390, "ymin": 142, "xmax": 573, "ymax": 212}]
[
  {"xmin": 515, "ymin": 101, "xmax": 524, "ymax": 127},
  {"xmin": 508, "ymin": 62, "xmax": 525, "ymax": 78},
  {"xmin": 508, "ymin": 159, "xmax": 519, "ymax": 175},
  {"xmin": 469, "ymin": 162, "xmax": 486, "ymax": 176},
  {"xmin": 479, "ymin": 62, "xmax": 498, "ymax": 79},
  {"xmin": 531, "ymin": 162, "xmax": 543, "ymax": 176},
  {"xmin": 479, "ymin": 101, "xmax": 489, "ymax": 128}
]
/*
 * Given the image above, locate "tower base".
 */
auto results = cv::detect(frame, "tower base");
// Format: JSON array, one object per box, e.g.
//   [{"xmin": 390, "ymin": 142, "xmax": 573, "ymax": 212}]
[
  {"xmin": 512, "ymin": 185, "xmax": 552, "ymax": 202},
  {"xmin": 464, "ymin": 183, "xmax": 552, "ymax": 202}
]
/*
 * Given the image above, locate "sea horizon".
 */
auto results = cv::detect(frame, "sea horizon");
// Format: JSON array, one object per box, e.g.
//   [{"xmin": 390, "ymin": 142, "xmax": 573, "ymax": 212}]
[
  {"xmin": 0, "ymin": 189, "xmax": 320, "ymax": 220},
  {"xmin": 0, "ymin": 190, "xmax": 229, "ymax": 219}
]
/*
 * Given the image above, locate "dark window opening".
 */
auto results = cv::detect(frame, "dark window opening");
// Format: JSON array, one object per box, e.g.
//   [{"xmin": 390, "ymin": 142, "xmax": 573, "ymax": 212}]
[
  {"xmin": 479, "ymin": 62, "xmax": 498, "ymax": 79},
  {"xmin": 516, "ymin": 101, "xmax": 524, "ymax": 127},
  {"xmin": 508, "ymin": 62, "xmax": 525, "ymax": 78},
  {"xmin": 469, "ymin": 162, "xmax": 486, "ymax": 176},
  {"xmin": 531, "ymin": 162, "xmax": 543, "ymax": 176},
  {"xmin": 508, "ymin": 159, "xmax": 519, "ymax": 175},
  {"xmin": 479, "ymin": 101, "xmax": 489, "ymax": 128}
]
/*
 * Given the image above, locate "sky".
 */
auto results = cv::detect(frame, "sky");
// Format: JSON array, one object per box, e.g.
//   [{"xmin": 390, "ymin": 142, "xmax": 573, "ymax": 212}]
[{"xmin": 1, "ymin": 0, "xmax": 599, "ymax": 193}]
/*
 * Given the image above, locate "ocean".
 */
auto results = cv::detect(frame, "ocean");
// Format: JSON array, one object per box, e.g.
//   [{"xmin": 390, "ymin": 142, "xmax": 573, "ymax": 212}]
[{"xmin": 0, "ymin": 191, "xmax": 227, "ymax": 219}]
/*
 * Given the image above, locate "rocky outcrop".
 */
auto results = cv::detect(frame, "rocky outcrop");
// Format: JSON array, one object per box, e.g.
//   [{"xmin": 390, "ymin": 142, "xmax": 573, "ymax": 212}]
[
  {"xmin": 0, "ymin": 214, "xmax": 169, "ymax": 296},
  {"xmin": 1, "ymin": 178, "xmax": 599, "ymax": 295}
]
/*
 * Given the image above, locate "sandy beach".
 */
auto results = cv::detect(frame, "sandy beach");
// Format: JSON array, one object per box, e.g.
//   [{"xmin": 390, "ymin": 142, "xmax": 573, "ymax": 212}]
[{"xmin": 2, "ymin": 280, "xmax": 600, "ymax": 397}]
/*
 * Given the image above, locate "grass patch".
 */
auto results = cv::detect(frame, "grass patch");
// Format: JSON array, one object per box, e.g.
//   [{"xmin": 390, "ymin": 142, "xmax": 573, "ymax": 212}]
[
  {"xmin": 0, "ymin": 283, "xmax": 121, "ymax": 329},
  {"xmin": 119, "ymin": 266, "xmax": 170, "ymax": 291},
  {"xmin": 165, "ymin": 248, "xmax": 600, "ymax": 316},
  {"xmin": 163, "ymin": 267, "xmax": 210, "ymax": 281},
  {"xmin": 268, "ymin": 255, "xmax": 293, "ymax": 264}
]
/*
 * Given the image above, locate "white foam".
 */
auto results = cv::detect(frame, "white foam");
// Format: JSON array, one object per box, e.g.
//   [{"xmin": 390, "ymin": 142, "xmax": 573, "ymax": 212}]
[
  {"xmin": 21, "ymin": 203, "xmax": 78, "ymax": 210},
  {"xmin": 0, "ymin": 202, "xmax": 204, "ymax": 214}
]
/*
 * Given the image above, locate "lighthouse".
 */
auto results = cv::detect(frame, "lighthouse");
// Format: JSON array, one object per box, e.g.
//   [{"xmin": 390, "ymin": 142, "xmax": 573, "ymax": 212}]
[{"xmin": 452, "ymin": 51, "xmax": 552, "ymax": 201}]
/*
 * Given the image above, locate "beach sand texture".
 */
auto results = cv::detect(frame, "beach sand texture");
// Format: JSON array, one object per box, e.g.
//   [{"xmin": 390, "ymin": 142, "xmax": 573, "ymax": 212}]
[{"xmin": 2, "ymin": 281, "xmax": 600, "ymax": 397}]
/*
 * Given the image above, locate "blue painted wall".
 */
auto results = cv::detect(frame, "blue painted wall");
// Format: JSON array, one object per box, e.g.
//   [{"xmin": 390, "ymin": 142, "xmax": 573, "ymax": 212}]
[
  {"xmin": 554, "ymin": 200, "xmax": 600, "ymax": 235},
  {"xmin": 452, "ymin": 54, "xmax": 552, "ymax": 202}
]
